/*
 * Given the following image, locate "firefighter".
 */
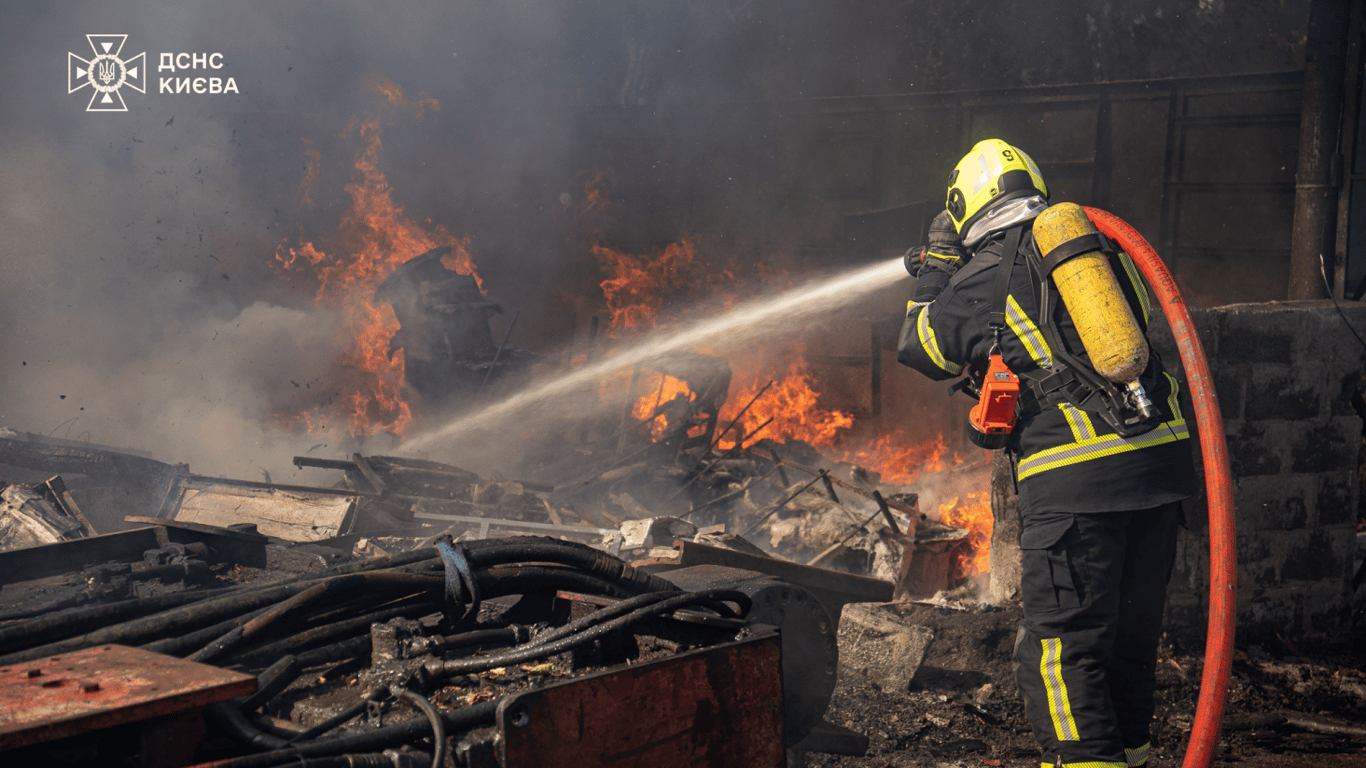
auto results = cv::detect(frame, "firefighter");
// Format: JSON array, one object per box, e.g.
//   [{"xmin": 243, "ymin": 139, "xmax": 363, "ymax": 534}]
[{"xmin": 896, "ymin": 139, "xmax": 1197, "ymax": 768}]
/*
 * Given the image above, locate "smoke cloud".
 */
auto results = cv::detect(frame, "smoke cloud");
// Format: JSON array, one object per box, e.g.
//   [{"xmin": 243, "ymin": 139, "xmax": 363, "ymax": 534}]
[{"xmin": 0, "ymin": 1, "xmax": 1307, "ymax": 487}]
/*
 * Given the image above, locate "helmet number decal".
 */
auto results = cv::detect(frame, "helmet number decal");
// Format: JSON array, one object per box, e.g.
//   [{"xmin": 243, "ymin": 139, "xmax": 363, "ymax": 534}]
[{"xmin": 1002, "ymin": 148, "xmax": 1015, "ymax": 161}]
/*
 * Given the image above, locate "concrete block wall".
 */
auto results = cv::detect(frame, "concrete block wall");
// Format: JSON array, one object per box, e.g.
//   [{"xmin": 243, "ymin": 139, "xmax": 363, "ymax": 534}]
[{"xmin": 1161, "ymin": 300, "xmax": 1365, "ymax": 644}]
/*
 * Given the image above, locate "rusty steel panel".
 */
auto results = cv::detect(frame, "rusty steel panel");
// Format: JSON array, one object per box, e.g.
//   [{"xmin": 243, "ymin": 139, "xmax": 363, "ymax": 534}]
[
  {"xmin": 497, "ymin": 632, "xmax": 785, "ymax": 768},
  {"xmin": 0, "ymin": 644, "xmax": 256, "ymax": 750}
]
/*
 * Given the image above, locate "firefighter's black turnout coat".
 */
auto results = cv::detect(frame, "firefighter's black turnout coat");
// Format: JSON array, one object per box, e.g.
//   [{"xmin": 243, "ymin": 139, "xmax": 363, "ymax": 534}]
[
  {"xmin": 896, "ymin": 224, "xmax": 1196, "ymax": 515},
  {"xmin": 896, "ymin": 219, "xmax": 1197, "ymax": 768}
]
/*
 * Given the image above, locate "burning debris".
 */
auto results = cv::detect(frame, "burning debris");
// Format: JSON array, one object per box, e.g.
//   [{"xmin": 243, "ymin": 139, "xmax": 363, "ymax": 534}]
[
  {"xmin": 0, "ymin": 355, "xmax": 996, "ymax": 766},
  {"xmin": 374, "ymin": 246, "xmax": 536, "ymax": 411}
]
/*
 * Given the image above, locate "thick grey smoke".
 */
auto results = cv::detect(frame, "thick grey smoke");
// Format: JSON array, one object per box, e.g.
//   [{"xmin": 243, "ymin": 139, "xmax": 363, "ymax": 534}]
[{"xmin": 0, "ymin": 1, "xmax": 1306, "ymax": 483}]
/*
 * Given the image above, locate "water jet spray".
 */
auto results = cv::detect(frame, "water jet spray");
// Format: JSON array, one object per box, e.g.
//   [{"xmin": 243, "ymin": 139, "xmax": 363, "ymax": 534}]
[{"xmin": 403, "ymin": 257, "xmax": 907, "ymax": 453}]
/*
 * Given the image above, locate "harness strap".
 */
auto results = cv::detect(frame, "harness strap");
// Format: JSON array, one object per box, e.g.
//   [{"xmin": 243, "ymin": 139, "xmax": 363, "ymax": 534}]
[
  {"xmin": 988, "ymin": 225, "xmax": 1024, "ymax": 333},
  {"xmin": 1039, "ymin": 232, "xmax": 1107, "ymax": 275}
]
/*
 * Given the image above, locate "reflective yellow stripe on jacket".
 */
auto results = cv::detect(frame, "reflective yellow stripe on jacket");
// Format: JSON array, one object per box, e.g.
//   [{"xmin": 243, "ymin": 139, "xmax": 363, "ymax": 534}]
[
  {"xmin": 1005, "ymin": 295, "xmax": 1053, "ymax": 368},
  {"xmin": 1017, "ymin": 373, "xmax": 1188, "ymax": 481},
  {"xmin": 915, "ymin": 306, "xmax": 962, "ymax": 376},
  {"xmin": 1117, "ymin": 253, "xmax": 1151, "ymax": 325}
]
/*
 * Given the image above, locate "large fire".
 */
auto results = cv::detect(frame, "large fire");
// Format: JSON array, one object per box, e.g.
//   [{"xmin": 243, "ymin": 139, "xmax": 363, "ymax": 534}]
[
  {"xmin": 273, "ymin": 78, "xmax": 477, "ymax": 438},
  {"xmin": 591, "ymin": 231, "xmax": 996, "ymax": 577},
  {"xmin": 270, "ymin": 95, "xmax": 995, "ymax": 577}
]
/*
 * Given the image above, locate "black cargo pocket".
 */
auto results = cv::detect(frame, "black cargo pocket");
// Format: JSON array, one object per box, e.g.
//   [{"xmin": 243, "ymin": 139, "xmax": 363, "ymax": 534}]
[{"xmin": 1019, "ymin": 513, "xmax": 1082, "ymax": 613}]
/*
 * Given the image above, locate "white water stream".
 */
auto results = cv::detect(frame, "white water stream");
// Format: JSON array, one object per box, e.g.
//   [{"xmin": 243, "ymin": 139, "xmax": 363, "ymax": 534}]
[{"xmin": 403, "ymin": 257, "xmax": 907, "ymax": 453}]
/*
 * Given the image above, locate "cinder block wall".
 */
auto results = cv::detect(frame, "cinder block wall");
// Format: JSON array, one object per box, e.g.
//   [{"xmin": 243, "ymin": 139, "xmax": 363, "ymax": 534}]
[
  {"xmin": 1162, "ymin": 301, "xmax": 1365, "ymax": 645},
  {"xmin": 989, "ymin": 301, "xmax": 1365, "ymax": 646}
]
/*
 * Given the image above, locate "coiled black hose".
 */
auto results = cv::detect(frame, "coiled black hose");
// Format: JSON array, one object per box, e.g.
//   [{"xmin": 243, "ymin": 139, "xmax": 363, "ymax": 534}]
[
  {"xmin": 0, "ymin": 546, "xmax": 443, "ymax": 655},
  {"xmin": 473, "ymin": 564, "xmax": 637, "ymax": 602},
  {"xmin": 230, "ymin": 598, "xmax": 433, "ymax": 668},
  {"xmin": 424, "ymin": 589, "xmax": 751, "ymax": 678},
  {"xmin": 463, "ymin": 538, "xmax": 678, "ymax": 593},
  {"xmin": 186, "ymin": 698, "xmax": 498, "ymax": 768},
  {"xmin": 0, "ymin": 536, "xmax": 661, "ymax": 666}
]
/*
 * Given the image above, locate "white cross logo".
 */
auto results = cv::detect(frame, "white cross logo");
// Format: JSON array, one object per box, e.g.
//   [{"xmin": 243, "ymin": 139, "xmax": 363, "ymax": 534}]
[{"xmin": 68, "ymin": 35, "xmax": 146, "ymax": 112}]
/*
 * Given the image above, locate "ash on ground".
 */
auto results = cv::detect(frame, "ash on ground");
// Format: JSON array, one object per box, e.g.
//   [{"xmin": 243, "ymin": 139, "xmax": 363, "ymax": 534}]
[{"xmin": 812, "ymin": 595, "xmax": 1366, "ymax": 768}]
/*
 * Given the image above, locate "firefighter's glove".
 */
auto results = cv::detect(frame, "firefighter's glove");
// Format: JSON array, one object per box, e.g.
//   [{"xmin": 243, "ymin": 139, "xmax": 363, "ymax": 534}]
[{"xmin": 912, "ymin": 210, "xmax": 967, "ymax": 302}]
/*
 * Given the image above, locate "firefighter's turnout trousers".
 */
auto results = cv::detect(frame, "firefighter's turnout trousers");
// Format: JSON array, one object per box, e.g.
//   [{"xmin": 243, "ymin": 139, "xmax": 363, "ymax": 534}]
[{"xmin": 1014, "ymin": 503, "xmax": 1181, "ymax": 768}]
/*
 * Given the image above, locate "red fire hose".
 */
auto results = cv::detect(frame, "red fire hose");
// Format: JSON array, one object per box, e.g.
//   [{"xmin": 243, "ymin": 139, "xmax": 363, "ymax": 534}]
[{"xmin": 1084, "ymin": 207, "xmax": 1237, "ymax": 768}]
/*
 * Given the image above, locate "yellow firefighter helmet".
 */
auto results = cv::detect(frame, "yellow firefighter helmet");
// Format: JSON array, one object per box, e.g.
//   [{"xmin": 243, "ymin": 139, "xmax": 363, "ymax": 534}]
[{"xmin": 946, "ymin": 139, "xmax": 1048, "ymax": 234}]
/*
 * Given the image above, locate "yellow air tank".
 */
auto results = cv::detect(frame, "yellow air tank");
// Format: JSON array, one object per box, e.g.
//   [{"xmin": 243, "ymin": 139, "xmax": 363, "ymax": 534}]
[{"xmin": 1032, "ymin": 202, "xmax": 1148, "ymax": 384}]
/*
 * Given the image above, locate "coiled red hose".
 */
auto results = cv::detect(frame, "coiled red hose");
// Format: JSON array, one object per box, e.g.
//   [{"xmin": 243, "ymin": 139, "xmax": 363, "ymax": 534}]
[{"xmin": 1084, "ymin": 207, "xmax": 1237, "ymax": 768}]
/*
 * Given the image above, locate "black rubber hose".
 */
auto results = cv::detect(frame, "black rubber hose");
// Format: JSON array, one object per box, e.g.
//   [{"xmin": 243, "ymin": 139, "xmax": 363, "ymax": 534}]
[
  {"xmin": 258, "ymin": 565, "xmax": 648, "ymax": 670},
  {"xmin": 229, "ymin": 597, "xmax": 435, "ymax": 668},
  {"xmin": 185, "ymin": 698, "xmax": 498, "ymax": 768},
  {"xmin": 474, "ymin": 564, "xmax": 638, "ymax": 602},
  {"xmin": 518, "ymin": 591, "xmax": 679, "ymax": 650},
  {"xmin": 208, "ymin": 701, "xmax": 291, "ymax": 751},
  {"xmin": 389, "ymin": 686, "xmax": 445, "ymax": 768},
  {"xmin": 424, "ymin": 589, "xmax": 751, "ymax": 678},
  {"xmin": 0, "ymin": 587, "xmax": 234, "ymax": 655},
  {"xmin": 189, "ymin": 572, "xmax": 443, "ymax": 664},
  {"xmin": 236, "ymin": 655, "xmax": 301, "ymax": 713},
  {"xmin": 432, "ymin": 625, "xmax": 528, "ymax": 656},
  {"xmin": 0, "ymin": 547, "xmax": 446, "ymax": 662},
  {"xmin": 462, "ymin": 538, "xmax": 678, "ymax": 593},
  {"xmin": 295, "ymin": 635, "xmax": 373, "ymax": 669},
  {"xmin": 285, "ymin": 694, "xmax": 379, "ymax": 744},
  {"xmin": 0, "ymin": 579, "xmax": 334, "ymax": 667},
  {"xmin": 140, "ymin": 605, "xmax": 274, "ymax": 657},
  {"xmin": 1, "ymin": 537, "xmax": 663, "ymax": 666}
]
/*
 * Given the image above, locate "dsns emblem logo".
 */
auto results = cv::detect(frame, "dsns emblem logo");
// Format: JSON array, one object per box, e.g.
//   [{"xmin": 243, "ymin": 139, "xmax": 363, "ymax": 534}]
[{"xmin": 68, "ymin": 35, "xmax": 146, "ymax": 112}]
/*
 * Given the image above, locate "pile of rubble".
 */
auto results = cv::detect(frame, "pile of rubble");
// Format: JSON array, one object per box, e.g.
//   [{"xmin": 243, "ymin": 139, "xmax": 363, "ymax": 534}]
[{"xmin": 0, "ymin": 393, "xmax": 992, "ymax": 768}]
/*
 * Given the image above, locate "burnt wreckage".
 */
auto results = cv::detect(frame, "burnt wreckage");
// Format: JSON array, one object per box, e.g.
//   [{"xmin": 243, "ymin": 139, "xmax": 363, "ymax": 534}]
[
  {"xmin": 0, "ymin": 385, "xmax": 982, "ymax": 768},
  {"xmin": 375, "ymin": 246, "xmax": 533, "ymax": 408}
]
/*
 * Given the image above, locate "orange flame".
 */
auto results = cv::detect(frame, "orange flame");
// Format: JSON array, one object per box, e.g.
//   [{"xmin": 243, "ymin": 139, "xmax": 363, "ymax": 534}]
[
  {"xmin": 631, "ymin": 373, "xmax": 694, "ymax": 440},
  {"xmin": 720, "ymin": 361, "xmax": 855, "ymax": 448},
  {"xmin": 273, "ymin": 78, "xmax": 475, "ymax": 437},
  {"xmin": 592, "ymin": 239, "xmax": 701, "ymax": 333},
  {"xmin": 837, "ymin": 431, "xmax": 955, "ymax": 486},
  {"xmin": 939, "ymin": 491, "xmax": 993, "ymax": 578},
  {"xmin": 587, "ymin": 236, "xmax": 994, "ymax": 574}
]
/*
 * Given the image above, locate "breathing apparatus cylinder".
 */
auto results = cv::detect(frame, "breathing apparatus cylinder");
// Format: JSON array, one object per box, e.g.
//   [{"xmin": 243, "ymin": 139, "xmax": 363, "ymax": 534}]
[
  {"xmin": 1032, "ymin": 203, "xmax": 1156, "ymax": 418},
  {"xmin": 1033, "ymin": 203, "xmax": 1147, "ymax": 381}
]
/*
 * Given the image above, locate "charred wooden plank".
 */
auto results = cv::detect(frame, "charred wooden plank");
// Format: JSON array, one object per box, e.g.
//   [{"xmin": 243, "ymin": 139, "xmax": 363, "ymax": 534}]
[{"xmin": 0, "ymin": 527, "xmax": 168, "ymax": 585}]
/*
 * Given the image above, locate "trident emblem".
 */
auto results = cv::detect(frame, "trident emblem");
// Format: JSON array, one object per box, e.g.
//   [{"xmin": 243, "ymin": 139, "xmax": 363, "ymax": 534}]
[{"xmin": 68, "ymin": 34, "xmax": 146, "ymax": 112}]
